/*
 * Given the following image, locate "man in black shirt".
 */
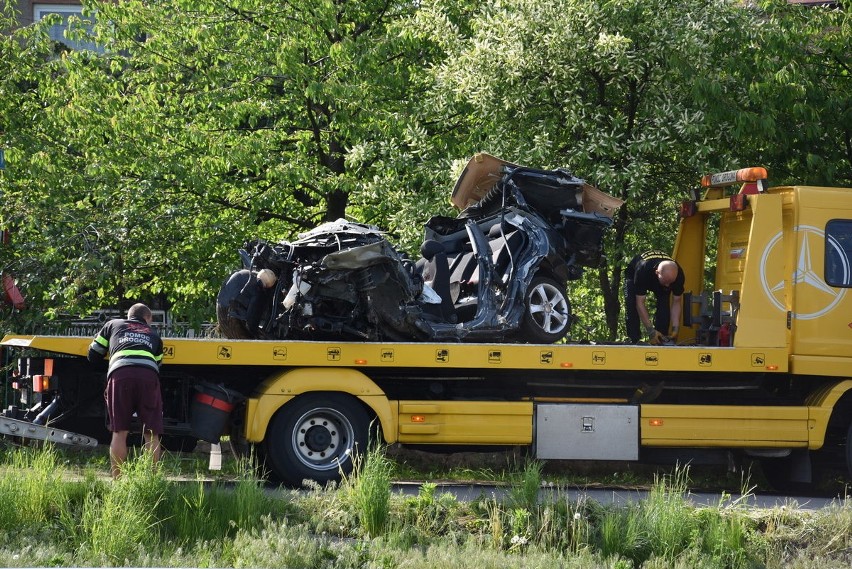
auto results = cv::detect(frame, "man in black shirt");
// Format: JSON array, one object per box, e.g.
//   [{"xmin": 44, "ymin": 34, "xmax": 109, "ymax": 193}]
[
  {"xmin": 216, "ymin": 268, "xmax": 277, "ymax": 338},
  {"xmin": 88, "ymin": 303, "xmax": 163, "ymax": 478},
  {"xmin": 624, "ymin": 251, "xmax": 685, "ymax": 344}
]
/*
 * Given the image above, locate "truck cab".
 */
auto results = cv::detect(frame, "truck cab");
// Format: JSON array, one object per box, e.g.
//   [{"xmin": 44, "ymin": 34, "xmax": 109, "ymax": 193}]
[{"xmin": 674, "ymin": 168, "xmax": 852, "ymax": 371}]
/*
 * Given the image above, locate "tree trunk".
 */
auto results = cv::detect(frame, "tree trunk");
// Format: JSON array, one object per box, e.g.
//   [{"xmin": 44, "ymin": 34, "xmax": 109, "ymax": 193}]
[
  {"xmin": 322, "ymin": 139, "xmax": 348, "ymax": 221},
  {"xmin": 602, "ymin": 200, "xmax": 631, "ymax": 340}
]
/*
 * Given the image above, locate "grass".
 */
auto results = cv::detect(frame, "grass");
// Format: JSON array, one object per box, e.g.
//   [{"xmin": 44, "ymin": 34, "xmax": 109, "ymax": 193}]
[{"xmin": 0, "ymin": 440, "xmax": 849, "ymax": 568}]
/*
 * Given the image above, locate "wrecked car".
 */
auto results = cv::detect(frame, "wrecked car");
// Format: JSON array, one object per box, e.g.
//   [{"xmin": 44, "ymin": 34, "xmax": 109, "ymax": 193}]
[{"xmin": 216, "ymin": 153, "xmax": 623, "ymax": 344}]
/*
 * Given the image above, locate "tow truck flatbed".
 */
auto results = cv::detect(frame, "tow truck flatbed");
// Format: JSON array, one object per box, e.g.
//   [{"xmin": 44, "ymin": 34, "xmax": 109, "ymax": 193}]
[{"xmin": 2, "ymin": 334, "xmax": 790, "ymax": 374}]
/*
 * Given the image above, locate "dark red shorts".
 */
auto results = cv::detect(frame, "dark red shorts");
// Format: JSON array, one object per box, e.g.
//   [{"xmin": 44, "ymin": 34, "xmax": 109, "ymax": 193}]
[{"xmin": 105, "ymin": 366, "xmax": 163, "ymax": 434}]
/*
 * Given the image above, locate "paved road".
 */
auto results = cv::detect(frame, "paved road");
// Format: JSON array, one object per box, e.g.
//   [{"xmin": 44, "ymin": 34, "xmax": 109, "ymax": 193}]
[{"xmin": 390, "ymin": 482, "xmax": 848, "ymax": 511}]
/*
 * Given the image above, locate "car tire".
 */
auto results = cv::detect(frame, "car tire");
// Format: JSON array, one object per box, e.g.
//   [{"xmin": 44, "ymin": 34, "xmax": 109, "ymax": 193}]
[{"xmin": 519, "ymin": 275, "xmax": 572, "ymax": 344}]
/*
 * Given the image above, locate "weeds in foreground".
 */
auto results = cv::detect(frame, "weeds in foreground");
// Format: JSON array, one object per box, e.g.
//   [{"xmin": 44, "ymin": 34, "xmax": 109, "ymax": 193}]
[
  {"xmin": 0, "ymin": 441, "xmax": 68, "ymax": 530},
  {"xmin": 77, "ymin": 451, "xmax": 165, "ymax": 562},
  {"xmin": 0, "ymin": 442, "xmax": 849, "ymax": 569},
  {"xmin": 347, "ymin": 442, "xmax": 394, "ymax": 538},
  {"xmin": 509, "ymin": 459, "xmax": 543, "ymax": 512}
]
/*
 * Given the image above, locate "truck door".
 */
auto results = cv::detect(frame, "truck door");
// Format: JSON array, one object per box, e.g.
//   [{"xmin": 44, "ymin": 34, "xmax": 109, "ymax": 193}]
[{"xmin": 789, "ymin": 187, "xmax": 852, "ymax": 361}]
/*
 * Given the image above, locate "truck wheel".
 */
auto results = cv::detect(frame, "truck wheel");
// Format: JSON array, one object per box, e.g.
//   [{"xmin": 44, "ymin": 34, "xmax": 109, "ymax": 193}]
[
  {"xmin": 846, "ymin": 420, "xmax": 852, "ymax": 480},
  {"xmin": 520, "ymin": 276, "xmax": 572, "ymax": 343},
  {"xmin": 264, "ymin": 393, "xmax": 369, "ymax": 487}
]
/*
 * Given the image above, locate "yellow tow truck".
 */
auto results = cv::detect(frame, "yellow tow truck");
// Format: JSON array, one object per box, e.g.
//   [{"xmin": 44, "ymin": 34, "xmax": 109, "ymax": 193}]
[{"xmin": 3, "ymin": 168, "xmax": 851, "ymax": 489}]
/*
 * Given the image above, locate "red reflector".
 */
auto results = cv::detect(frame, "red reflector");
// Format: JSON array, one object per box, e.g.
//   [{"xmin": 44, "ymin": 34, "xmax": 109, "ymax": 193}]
[
  {"xmin": 44, "ymin": 359, "xmax": 54, "ymax": 376},
  {"xmin": 730, "ymin": 194, "xmax": 747, "ymax": 212},
  {"xmin": 680, "ymin": 200, "xmax": 697, "ymax": 218},
  {"xmin": 2, "ymin": 273, "xmax": 25, "ymax": 309},
  {"xmin": 194, "ymin": 392, "xmax": 235, "ymax": 413}
]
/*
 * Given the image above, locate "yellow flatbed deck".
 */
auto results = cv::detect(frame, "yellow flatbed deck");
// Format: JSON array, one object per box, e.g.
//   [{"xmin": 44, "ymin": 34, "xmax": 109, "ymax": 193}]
[{"xmin": 2, "ymin": 334, "xmax": 788, "ymax": 373}]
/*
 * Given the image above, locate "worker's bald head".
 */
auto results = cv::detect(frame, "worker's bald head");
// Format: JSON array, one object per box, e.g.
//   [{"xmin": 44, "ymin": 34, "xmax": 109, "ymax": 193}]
[{"xmin": 656, "ymin": 260, "xmax": 679, "ymax": 286}]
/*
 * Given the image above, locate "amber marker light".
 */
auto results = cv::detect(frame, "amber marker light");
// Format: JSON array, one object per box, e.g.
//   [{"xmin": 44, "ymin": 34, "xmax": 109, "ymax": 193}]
[
  {"xmin": 649, "ymin": 419, "xmax": 664, "ymax": 427},
  {"xmin": 560, "ymin": 362, "xmax": 574, "ymax": 368},
  {"xmin": 410, "ymin": 415, "xmax": 426, "ymax": 423},
  {"xmin": 32, "ymin": 374, "xmax": 51, "ymax": 393},
  {"xmin": 354, "ymin": 359, "xmax": 368, "ymax": 365},
  {"xmin": 766, "ymin": 365, "xmax": 779, "ymax": 371}
]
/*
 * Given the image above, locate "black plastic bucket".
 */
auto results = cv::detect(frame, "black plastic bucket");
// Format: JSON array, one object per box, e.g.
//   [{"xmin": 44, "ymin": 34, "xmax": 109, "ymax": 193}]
[{"xmin": 190, "ymin": 382, "xmax": 245, "ymax": 443}]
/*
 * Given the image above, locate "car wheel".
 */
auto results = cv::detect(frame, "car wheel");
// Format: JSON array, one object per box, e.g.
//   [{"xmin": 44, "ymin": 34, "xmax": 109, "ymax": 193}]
[
  {"xmin": 520, "ymin": 275, "xmax": 572, "ymax": 343},
  {"xmin": 264, "ymin": 393, "xmax": 369, "ymax": 487},
  {"xmin": 216, "ymin": 304, "xmax": 254, "ymax": 339}
]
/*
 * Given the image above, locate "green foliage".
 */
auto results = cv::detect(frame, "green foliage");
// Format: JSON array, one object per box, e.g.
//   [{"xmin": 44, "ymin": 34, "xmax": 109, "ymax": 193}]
[
  {"xmin": 640, "ymin": 468, "xmax": 697, "ymax": 561},
  {"xmin": 0, "ymin": 442, "xmax": 69, "ymax": 531},
  {"xmin": 1, "ymin": 0, "xmax": 850, "ymax": 340},
  {"xmin": 407, "ymin": 0, "xmax": 775, "ymax": 337},
  {"xmin": 400, "ymin": 481, "xmax": 462, "ymax": 538},
  {"xmin": 162, "ymin": 469, "xmax": 279, "ymax": 543},
  {"xmin": 734, "ymin": 1, "xmax": 852, "ymax": 187},
  {"xmin": 0, "ymin": 443, "xmax": 850, "ymax": 567},
  {"xmin": 347, "ymin": 442, "xmax": 394, "ymax": 538},
  {"xmin": 598, "ymin": 503, "xmax": 645, "ymax": 561},
  {"xmin": 508, "ymin": 459, "xmax": 543, "ymax": 513},
  {"xmin": 0, "ymin": 0, "xmax": 440, "ymax": 324}
]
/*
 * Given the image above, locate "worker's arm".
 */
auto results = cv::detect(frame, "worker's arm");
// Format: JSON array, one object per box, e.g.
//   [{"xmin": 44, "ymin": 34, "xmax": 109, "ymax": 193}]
[
  {"xmin": 636, "ymin": 295, "xmax": 664, "ymax": 344},
  {"xmin": 635, "ymin": 294, "xmax": 653, "ymax": 331}
]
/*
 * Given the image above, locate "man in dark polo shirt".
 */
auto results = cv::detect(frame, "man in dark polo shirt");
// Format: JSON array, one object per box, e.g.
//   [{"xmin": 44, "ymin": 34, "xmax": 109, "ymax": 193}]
[
  {"xmin": 624, "ymin": 251, "xmax": 685, "ymax": 344},
  {"xmin": 88, "ymin": 303, "xmax": 164, "ymax": 478}
]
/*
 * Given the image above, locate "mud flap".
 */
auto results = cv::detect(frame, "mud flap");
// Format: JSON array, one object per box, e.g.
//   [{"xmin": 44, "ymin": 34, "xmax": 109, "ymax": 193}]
[{"xmin": 787, "ymin": 448, "xmax": 813, "ymax": 483}]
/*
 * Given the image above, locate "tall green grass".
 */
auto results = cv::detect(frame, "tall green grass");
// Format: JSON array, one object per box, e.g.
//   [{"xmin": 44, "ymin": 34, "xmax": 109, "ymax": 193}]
[
  {"xmin": 0, "ymin": 441, "xmax": 848, "ymax": 569},
  {"xmin": 75, "ymin": 451, "xmax": 165, "ymax": 562},
  {"xmin": 0, "ymin": 441, "xmax": 69, "ymax": 532},
  {"xmin": 0, "ymin": 441, "xmax": 283, "ymax": 565},
  {"xmin": 346, "ymin": 442, "xmax": 394, "ymax": 538}
]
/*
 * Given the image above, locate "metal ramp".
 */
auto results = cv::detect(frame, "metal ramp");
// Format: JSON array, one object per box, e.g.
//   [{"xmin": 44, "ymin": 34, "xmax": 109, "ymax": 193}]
[{"xmin": 0, "ymin": 416, "xmax": 98, "ymax": 446}]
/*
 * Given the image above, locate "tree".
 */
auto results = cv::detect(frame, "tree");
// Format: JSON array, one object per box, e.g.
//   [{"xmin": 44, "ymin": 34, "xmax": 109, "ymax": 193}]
[
  {"xmin": 0, "ymin": 0, "xmax": 436, "ymax": 323},
  {"xmin": 406, "ymin": 0, "xmax": 770, "ymax": 339},
  {"xmin": 2, "ymin": 0, "xmax": 847, "ymax": 339},
  {"xmin": 740, "ymin": 1, "xmax": 851, "ymax": 186}
]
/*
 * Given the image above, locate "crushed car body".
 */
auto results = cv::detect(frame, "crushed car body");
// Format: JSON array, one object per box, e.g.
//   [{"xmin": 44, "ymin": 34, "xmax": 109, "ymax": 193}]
[{"xmin": 217, "ymin": 153, "xmax": 623, "ymax": 344}]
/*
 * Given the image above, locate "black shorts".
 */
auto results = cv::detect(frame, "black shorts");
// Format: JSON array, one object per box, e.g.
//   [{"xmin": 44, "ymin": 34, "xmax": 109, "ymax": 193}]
[{"xmin": 105, "ymin": 366, "xmax": 163, "ymax": 434}]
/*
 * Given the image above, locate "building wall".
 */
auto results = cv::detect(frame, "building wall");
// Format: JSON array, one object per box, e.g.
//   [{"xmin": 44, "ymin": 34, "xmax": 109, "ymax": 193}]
[{"xmin": 14, "ymin": 1, "xmax": 83, "ymax": 28}]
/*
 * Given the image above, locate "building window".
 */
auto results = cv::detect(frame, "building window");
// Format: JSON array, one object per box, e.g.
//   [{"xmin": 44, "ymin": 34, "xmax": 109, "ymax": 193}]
[
  {"xmin": 825, "ymin": 219, "xmax": 852, "ymax": 288},
  {"xmin": 33, "ymin": 4, "xmax": 100, "ymax": 52}
]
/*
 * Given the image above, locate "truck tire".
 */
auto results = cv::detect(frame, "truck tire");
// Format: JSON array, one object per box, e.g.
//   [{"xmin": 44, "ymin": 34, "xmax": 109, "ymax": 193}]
[
  {"xmin": 520, "ymin": 275, "xmax": 572, "ymax": 343},
  {"xmin": 846, "ymin": 420, "xmax": 852, "ymax": 480},
  {"xmin": 264, "ymin": 393, "xmax": 369, "ymax": 487}
]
